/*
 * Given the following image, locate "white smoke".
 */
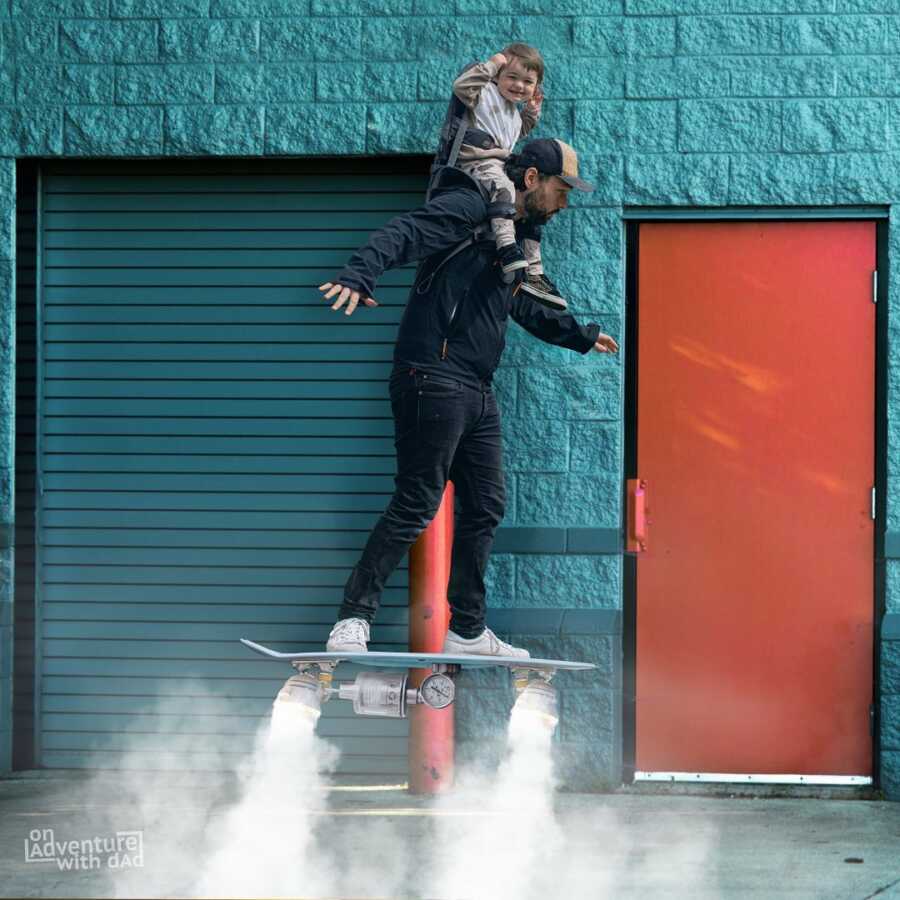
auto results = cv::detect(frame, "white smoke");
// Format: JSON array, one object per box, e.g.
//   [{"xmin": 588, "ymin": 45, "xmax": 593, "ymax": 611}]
[
  {"xmin": 424, "ymin": 700, "xmax": 721, "ymax": 900},
  {"xmin": 425, "ymin": 703, "xmax": 563, "ymax": 900},
  {"xmin": 67, "ymin": 676, "xmax": 718, "ymax": 900},
  {"xmin": 192, "ymin": 695, "xmax": 339, "ymax": 899}
]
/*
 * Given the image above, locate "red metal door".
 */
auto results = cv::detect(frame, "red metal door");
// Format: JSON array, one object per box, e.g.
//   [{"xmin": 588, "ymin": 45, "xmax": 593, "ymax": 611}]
[{"xmin": 635, "ymin": 221, "xmax": 875, "ymax": 778}]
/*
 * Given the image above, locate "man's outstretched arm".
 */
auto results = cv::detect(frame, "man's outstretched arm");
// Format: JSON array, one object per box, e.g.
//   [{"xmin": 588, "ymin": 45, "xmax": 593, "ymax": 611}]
[
  {"xmin": 319, "ymin": 188, "xmax": 486, "ymax": 316},
  {"xmin": 510, "ymin": 289, "xmax": 619, "ymax": 355}
]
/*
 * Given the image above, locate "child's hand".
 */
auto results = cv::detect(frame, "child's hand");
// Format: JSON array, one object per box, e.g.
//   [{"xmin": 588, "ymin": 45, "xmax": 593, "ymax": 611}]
[
  {"xmin": 489, "ymin": 52, "xmax": 508, "ymax": 70},
  {"xmin": 526, "ymin": 85, "xmax": 544, "ymax": 115}
]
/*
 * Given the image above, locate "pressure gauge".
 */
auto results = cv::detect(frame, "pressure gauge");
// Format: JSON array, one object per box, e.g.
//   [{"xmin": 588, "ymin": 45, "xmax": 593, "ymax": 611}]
[{"xmin": 419, "ymin": 673, "xmax": 455, "ymax": 709}]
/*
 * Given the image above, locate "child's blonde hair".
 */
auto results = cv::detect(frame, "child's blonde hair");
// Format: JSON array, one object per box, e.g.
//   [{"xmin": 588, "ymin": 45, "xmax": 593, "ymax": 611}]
[{"xmin": 501, "ymin": 42, "xmax": 544, "ymax": 84}]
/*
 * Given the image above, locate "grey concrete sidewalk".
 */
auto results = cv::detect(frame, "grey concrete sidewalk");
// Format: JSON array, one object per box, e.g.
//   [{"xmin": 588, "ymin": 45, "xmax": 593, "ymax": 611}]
[{"xmin": 0, "ymin": 773, "xmax": 899, "ymax": 899}]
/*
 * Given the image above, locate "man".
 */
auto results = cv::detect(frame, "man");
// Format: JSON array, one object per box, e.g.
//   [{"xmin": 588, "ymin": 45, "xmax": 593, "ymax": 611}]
[{"xmin": 319, "ymin": 138, "xmax": 618, "ymax": 657}]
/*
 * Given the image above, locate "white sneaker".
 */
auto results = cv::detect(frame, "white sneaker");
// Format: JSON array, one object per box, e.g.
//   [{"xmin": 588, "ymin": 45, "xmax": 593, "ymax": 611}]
[
  {"xmin": 442, "ymin": 627, "xmax": 530, "ymax": 659},
  {"xmin": 326, "ymin": 617, "xmax": 370, "ymax": 653}
]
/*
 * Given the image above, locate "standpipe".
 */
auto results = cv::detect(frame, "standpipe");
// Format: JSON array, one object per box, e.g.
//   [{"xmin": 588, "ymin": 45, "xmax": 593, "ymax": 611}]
[{"xmin": 407, "ymin": 482, "xmax": 455, "ymax": 794}]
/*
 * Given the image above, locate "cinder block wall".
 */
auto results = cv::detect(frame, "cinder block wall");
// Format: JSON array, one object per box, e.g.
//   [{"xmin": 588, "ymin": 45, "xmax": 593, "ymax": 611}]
[{"xmin": 0, "ymin": 0, "xmax": 898, "ymax": 794}]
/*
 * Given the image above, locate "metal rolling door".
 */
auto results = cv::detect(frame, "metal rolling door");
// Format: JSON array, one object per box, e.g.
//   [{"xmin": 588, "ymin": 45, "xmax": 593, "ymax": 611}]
[{"xmin": 37, "ymin": 159, "xmax": 427, "ymax": 776}]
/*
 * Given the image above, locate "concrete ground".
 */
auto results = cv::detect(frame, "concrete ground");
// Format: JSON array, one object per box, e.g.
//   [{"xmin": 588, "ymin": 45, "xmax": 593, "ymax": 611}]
[{"xmin": 0, "ymin": 772, "xmax": 899, "ymax": 899}]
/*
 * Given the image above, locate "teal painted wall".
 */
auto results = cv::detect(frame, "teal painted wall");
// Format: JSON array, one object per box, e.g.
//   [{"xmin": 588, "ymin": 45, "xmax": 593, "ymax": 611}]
[{"xmin": 0, "ymin": 1, "xmax": 899, "ymax": 794}]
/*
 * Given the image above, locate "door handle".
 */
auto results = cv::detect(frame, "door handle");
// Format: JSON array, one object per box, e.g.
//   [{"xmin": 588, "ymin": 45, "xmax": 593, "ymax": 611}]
[{"xmin": 627, "ymin": 478, "xmax": 648, "ymax": 553}]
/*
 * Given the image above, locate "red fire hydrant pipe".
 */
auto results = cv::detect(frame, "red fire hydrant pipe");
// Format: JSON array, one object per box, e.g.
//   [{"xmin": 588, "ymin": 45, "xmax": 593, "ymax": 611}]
[{"xmin": 407, "ymin": 482, "xmax": 454, "ymax": 794}]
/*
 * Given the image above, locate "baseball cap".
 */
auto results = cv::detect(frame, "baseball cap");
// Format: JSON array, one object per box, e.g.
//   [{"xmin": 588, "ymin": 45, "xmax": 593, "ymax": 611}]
[{"xmin": 516, "ymin": 138, "xmax": 594, "ymax": 192}]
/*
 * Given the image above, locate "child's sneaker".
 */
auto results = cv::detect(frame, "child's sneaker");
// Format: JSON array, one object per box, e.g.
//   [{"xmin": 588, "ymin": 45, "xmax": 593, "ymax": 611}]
[
  {"xmin": 497, "ymin": 243, "xmax": 528, "ymax": 284},
  {"xmin": 443, "ymin": 627, "xmax": 530, "ymax": 659},
  {"xmin": 520, "ymin": 273, "xmax": 567, "ymax": 310},
  {"xmin": 326, "ymin": 617, "xmax": 370, "ymax": 653}
]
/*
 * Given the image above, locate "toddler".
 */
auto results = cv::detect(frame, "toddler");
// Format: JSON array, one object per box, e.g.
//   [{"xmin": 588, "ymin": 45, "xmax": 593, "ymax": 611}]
[{"xmin": 448, "ymin": 42, "xmax": 566, "ymax": 310}]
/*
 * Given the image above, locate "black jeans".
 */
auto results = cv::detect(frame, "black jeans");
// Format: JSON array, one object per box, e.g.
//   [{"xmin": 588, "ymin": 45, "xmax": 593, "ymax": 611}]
[{"xmin": 338, "ymin": 367, "xmax": 505, "ymax": 639}]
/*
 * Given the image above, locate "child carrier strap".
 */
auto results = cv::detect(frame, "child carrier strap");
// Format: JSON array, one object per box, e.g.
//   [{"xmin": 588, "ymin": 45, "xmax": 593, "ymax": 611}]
[
  {"xmin": 414, "ymin": 220, "xmax": 492, "ymax": 296},
  {"xmin": 428, "ymin": 61, "xmax": 485, "ymax": 202}
]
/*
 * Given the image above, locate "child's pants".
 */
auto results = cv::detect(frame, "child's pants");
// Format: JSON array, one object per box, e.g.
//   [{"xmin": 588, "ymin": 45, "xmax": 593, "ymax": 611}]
[{"xmin": 459, "ymin": 156, "xmax": 543, "ymax": 274}]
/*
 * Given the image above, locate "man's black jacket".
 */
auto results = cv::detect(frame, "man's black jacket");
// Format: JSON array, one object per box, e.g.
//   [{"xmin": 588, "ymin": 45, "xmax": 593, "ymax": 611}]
[{"xmin": 334, "ymin": 167, "xmax": 602, "ymax": 389}]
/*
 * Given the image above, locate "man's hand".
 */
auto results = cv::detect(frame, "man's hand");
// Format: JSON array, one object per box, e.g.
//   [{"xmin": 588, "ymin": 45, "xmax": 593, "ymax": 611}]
[
  {"xmin": 319, "ymin": 282, "xmax": 379, "ymax": 316},
  {"xmin": 594, "ymin": 333, "xmax": 619, "ymax": 354},
  {"xmin": 489, "ymin": 51, "xmax": 508, "ymax": 70}
]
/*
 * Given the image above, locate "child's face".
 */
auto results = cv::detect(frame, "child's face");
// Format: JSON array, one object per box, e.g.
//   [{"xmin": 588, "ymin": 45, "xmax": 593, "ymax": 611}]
[{"xmin": 497, "ymin": 57, "xmax": 538, "ymax": 104}]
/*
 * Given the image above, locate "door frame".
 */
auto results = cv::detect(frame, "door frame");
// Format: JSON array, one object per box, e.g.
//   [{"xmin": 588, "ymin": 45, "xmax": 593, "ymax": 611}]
[{"xmin": 621, "ymin": 207, "xmax": 890, "ymax": 788}]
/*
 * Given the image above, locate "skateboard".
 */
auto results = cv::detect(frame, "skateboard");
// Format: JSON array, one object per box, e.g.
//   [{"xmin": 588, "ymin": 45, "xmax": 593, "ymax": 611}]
[{"xmin": 240, "ymin": 638, "xmax": 596, "ymax": 721}]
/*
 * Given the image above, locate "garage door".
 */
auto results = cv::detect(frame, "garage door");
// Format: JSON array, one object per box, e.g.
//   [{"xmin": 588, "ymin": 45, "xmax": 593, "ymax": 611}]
[{"xmin": 36, "ymin": 158, "xmax": 427, "ymax": 777}]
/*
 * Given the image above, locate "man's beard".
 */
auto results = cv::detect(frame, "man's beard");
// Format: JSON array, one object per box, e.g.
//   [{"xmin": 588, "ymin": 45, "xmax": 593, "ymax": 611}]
[{"xmin": 523, "ymin": 190, "xmax": 552, "ymax": 227}]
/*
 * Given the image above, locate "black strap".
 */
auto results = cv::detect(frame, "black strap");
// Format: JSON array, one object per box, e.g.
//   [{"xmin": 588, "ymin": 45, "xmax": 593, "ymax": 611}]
[
  {"xmin": 486, "ymin": 200, "xmax": 515, "ymax": 220},
  {"xmin": 446, "ymin": 109, "xmax": 471, "ymax": 170},
  {"xmin": 415, "ymin": 224, "xmax": 490, "ymax": 296}
]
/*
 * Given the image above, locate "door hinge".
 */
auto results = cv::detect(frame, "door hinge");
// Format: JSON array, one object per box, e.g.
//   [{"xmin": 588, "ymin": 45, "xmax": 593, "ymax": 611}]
[
  {"xmin": 870, "ymin": 704, "xmax": 876, "ymax": 737},
  {"xmin": 871, "ymin": 487, "xmax": 876, "ymax": 521},
  {"xmin": 873, "ymin": 270, "xmax": 878, "ymax": 304}
]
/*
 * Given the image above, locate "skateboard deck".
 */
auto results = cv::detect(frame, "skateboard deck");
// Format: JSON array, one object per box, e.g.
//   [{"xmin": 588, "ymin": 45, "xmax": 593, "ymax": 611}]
[{"xmin": 239, "ymin": 638, "xmax": 595, "ymax": 671}]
